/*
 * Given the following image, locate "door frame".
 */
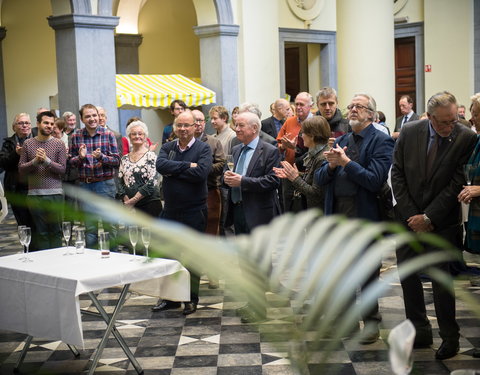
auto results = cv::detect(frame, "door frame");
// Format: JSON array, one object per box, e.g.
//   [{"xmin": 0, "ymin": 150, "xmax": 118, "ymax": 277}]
[
  {"xmin": 395, "ymin": 22, "xmax": 425, "ymax": 113},
  {"xmin": 279, "ymin": 28, "xmax": 337, "ymax": 98}
]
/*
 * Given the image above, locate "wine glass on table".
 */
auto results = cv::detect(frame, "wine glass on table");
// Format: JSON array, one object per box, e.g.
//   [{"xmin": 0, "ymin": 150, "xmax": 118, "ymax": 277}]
[
  {"xmin": 62, "ymin": 221, "xmax": 72, "ymax": 255},
  {"xmin": 226, "ymin": 155, "xmax": 234, "ymax": 172},
  {"xmin": 22, "ymin": 227, "xmax": 32, "ymax": 263},
  {"xmin": 141, "ymin": 227, "xmax": 151, "ymax": 258},
  {"xmin": 17, "ymin": 225, "xmax": 26, "ymax": 261},
  {"xmin": 129, "ymin": 225, "xmax": 139, "ymax": 261}
]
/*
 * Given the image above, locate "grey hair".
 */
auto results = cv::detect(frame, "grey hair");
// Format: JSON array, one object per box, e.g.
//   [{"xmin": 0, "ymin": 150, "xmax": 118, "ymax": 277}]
[
  {"xmin": 126, "ymin": 120, "xmax": 149, "ymax": 138},
  {"xmin": 470, "ymin": 93, "xmax": 480, "ymax": 112},
  {"xmin": 315, "ymin": 87, "xmax": 338, "ymax": 103},
  {"xmin": 12, "ymin": 113, "xmax": 31, "ymax": 129},
  {"xmin": 427, "ymin": 91, "xmax": 457, "ymax": 115},
  {"xmin": 352, "ymin": 93, "xmax": 376, "ymax": 121},
  {"xmin": 239, "ymin": 111, "xmax": 261, "ymax": 133},
  {"xmin": 239, "ymin": 102, "xmax": 262, "ymax": 120},
  {"xmin": 62, "ymin": 111, "xmax": 75, "ymax": 121},
  {"xmin": 296, "ymin": 92, "xmax": 314, "ymax": 106}
]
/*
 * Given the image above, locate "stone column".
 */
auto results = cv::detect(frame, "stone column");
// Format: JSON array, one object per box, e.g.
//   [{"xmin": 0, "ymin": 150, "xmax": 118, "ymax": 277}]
[
  {"xmin": 115, "ymin": 33, "xmax": 143, "ymax": 133},
  {"xmin": 336, "ymin": 0, "xmax": 395, "ymax": 126},
  {"xmin": 193, "ymin": 24, "xmax": 240, "ymax": 112},
  {"xmin": 48, "ymin": 14, "xmax": 120, "ymax": 131},
  {"xmin": 0, "ymin": 27, "xmax": 7, "ymax": 140}
]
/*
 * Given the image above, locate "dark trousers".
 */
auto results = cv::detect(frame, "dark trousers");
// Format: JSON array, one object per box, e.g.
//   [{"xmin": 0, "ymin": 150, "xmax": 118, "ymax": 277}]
[
  {"xmin": 396, "ymin": 242, "xmax": 460, "ymax": 341},
  {"xmin": 161, "ymin": 207, "xmax": 208, "ymax": 304},
  {"xmin": 28, "ymin": 194, "xmax": 63, "ymax": 251},
  {"xmin": 206, "ymin": 188, "xmax": 221, "ymax": 235}
]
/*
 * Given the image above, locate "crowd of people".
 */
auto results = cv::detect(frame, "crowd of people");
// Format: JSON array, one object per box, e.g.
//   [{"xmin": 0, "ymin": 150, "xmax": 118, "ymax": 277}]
[{"xmin": 1, "ymin": 87, "xmax": 480, "ymax": 360}]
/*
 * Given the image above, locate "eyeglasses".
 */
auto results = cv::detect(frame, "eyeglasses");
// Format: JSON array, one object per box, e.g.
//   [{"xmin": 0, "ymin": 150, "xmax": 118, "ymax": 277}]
[
  {"xmin": 347, "ymin": 104, "xmax": 371, "ymax": 111},
  {"xmin": 194, "ymin": 119, "xmax": 205, "ymax": 124},
  {"xmin": 130, "ymin": 132, "xmax": 145, "ymax": 136},
  {"xmin": 16, "ymin": 121, "xmax": 31, "ymax": 126},
  {"xmin": 176, "ymin": 123, "xmax": 194, "ymax": 128}
]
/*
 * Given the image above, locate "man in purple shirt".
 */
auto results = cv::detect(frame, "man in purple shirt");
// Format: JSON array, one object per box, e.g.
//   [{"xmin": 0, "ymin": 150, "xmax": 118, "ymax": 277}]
[{"xmin": 69, "ymin": 104, "xmax": 120, "ymax": 248}]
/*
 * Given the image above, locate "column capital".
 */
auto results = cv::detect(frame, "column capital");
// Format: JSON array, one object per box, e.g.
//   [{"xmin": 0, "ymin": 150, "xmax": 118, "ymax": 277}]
[
  {"xmin": 193, "ymin": 24, "xmax": 239, "ymax": 38},
  {"xmin": 48, "ymin": 14, "xmax": 119, "ymax": 30},
  {"xmin": 0, "ymin": 27, "xmax": 6, "ymax": 41},
  {"xmin": 115, "ymin": 33, "xmax": 143, "ymax": 48}
]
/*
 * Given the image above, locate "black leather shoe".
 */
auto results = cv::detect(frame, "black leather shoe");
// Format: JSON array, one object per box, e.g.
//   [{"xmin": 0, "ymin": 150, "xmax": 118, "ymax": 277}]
[
  {"xmin": 413, "ymin": 336, "xmax": 433, "ymax": 348},
  {"xmin": 359, "ymin": 327, "xmax": 380, "ymax": 345},
  {"xmin": 473, "ymin": 348, "xmax": 480, "ymax": 358},
  {"xmin": 435, "ymin": 340, "xmax": 459, "ymax": 360},
  {"xmin": 151, "ymin": 300, "xmax": 181, "ymax": 312},
  {"xmin": 183, "ymin": 302, "xmax": 197, "ymax": 315},
  {"xmin": 239, "ymin": 308, "xmax": 266, "ymax": 323},
  {"xmin": 236, "ymin": 304, "xmax": 251, "ymax": 317}
]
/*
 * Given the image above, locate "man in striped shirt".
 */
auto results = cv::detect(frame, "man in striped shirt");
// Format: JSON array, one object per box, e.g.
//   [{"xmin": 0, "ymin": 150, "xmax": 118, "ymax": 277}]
[{"xmin": 69, "ymin": 104, "xmax": 120, "ymax": 248}]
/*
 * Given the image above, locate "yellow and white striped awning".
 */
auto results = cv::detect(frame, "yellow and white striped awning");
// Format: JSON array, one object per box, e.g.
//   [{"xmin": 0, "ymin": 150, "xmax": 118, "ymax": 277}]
[{"xmin": 116, "ymin": 74, "xmax": 216, "ymax": 109}]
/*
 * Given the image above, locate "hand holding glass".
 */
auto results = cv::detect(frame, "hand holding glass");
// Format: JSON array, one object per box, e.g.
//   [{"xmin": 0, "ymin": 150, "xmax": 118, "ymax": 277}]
[
  {"xmin": 226, "ymin": 155, "xmax": 234, "ymax": 171},
  {"xmin": 464, "ymin": 164, "xmax": 477, "ymax": 186}
]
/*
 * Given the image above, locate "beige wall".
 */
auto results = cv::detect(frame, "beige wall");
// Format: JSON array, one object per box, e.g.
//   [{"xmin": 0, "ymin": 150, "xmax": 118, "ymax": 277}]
[
  {"xmin": 278, "ymin": 0, "xmax": 336, "ymax": 31},
  {"xmin": 424, "ymin": 0, "xmax": 474, "ymax": 109},
  {"xmin": 394, "ymin": 0, "xmax": 424, "ymax": 23},
  {"xmin": 3, "ymin": 0, "xmax": 57, "ymax": 135},
  {"xmin": 137, "ymin": 0, "xmax": 200, "ymax": 142}
]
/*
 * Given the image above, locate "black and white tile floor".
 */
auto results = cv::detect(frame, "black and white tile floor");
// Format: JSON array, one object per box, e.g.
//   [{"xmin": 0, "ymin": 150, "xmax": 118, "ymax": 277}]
[{"xmin": 1, "ymin": 211, "xmax": 480, "ymax": 375}]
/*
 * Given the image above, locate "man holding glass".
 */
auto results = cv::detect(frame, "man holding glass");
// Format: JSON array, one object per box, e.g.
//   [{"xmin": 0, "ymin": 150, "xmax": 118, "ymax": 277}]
[
  {"xmin": 18, "ymin": 111, "xmax": 67, "ymax": 250},
  {"xmin": 155, "ymin": 110, "xmax": 212, "ymax": 315}
]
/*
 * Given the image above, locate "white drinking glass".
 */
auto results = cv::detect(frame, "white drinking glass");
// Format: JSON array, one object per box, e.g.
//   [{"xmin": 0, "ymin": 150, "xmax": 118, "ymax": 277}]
[
  {"xmin": 75, "ymin": 228, "xmax": 85, "ymax": 254},
  {"xmin": 22, "ymin": 227, "xmax": 32, "ymax": 263},
  {"xmin": 62, "ymin": 221, "xmax": 72, "ymax": 255},
  {"xmin": 17, "ymin": 225, "xmax": 26, "ymax": 261},
  {"xmin": 129, "ymin": 225, "xmax": 139, "ymax": 261},
  {"xmin": 226, "ymin": 155, "xmax": 234, "ymax": 171},
  {"xmin": 99, "ymin": 232, "xmax": 110, "ymax": 258},
  {"xmin": 141, "ymin": 227, "xmax": 151, "ymax": 258}
]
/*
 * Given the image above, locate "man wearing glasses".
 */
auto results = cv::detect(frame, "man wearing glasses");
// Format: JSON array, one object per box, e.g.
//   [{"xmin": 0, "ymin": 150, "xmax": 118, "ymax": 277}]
[
  {"xmin": 315, "ymin": 93, "xmax": 395, "ymax": 344},
  {"xmin": 154, "ymin": 110, "xmax": 212, "ymax": 315},
  {"xmin": 0, "ymin": 113, "xmax": 37, "ymax": 236}
]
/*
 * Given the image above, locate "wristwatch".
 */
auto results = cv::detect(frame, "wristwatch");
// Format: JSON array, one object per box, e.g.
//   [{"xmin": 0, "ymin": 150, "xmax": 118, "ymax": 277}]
[{"xmin": 423, "ymin": 214, "xmax": 431, "ymax": 225}]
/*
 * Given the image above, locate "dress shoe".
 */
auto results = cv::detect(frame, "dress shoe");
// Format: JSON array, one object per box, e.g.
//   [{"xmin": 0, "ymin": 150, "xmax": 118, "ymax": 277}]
[
  {"xmin": 359, "ymin": 327, "xmax": 380, "ymax": 345},
  {"xmin": 239, "ymin": 308, "xmax": 266, "ymax": 323},
  {"xmin": 473, "ymin": 348, "xmax": 480, "ymax": 358},
  {"xmin": 236, "ymin": 304, "xmax": 252, "ymax": 317},
  {"xmin": 151, "ymin": 300, "xmax": 181, "ymax": 312},
  {"xmin": 435, "ymin": 340, "xmax": 459, "ymax": 360},
  {"xmin": 183, "ymin": 302, "xmax": 197, "ymax": 315},
  {"xmin": 413, "ymin": 335, "xmax": 433, "ymax": 348}
]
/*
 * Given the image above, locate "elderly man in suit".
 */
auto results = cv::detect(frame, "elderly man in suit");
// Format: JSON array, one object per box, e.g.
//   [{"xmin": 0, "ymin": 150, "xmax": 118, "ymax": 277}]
[
  {"xmin": 392, "ymin": 91, "xmax": 477, "ymax": 360},
  {"xmin": 315, "ymin": 93, "xmax": 395, "ymax": 344},
  {"xmin": 224, "ymin": 111, "xmax": 281, "ymax": 322},
  {"xmin": 392, "ymin": 95, "xmax": 419, "ymax": 139},
  {"xmin": 261, "ymin": 98, "xmax": 290, "ymax": 138}
]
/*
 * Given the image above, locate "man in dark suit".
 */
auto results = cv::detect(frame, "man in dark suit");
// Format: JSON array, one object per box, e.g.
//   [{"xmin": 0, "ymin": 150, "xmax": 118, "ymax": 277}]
[
  {"xmin": 224, "ymin": 111, "xmax": 281, "ymax": 322},
  {"xmin": 392, "ymin": 91, "xmax": 477, "ymax": 360},
  {"xmin": 261, "ymin": 98, "xmax": 290, "ymax": 138},
  {"xmin": 315, "ymin": 93, "xmax": 395, "ymax": 344},
  {"xmin": 392, "ymin": 95, "xmax": 419, "ymax": 139}
]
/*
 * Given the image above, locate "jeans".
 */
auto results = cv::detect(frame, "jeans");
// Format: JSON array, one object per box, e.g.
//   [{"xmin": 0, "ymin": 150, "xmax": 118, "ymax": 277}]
[
  {"xmin": 28, "ymin": 194, "xmax": 63, "ymax": 250},
  {"xmin": 78, "ymin": 178, "xmax": 117, "ymax": 249}
]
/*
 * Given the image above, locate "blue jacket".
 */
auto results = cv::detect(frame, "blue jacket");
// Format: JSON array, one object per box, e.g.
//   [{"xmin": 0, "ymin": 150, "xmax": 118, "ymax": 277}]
[{"xmin": 315, "ymin": 124, "xmax": 394, "ymax": 221}]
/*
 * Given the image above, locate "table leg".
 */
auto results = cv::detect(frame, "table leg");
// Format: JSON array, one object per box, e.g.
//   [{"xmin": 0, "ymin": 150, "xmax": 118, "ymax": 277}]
[
  {"xmin": 13, "ymin": 335, "xmax": 33, "ymax": 373},
  {"xmin": 85, "ymin": 284, "xmax": 143, "ymax": 375},
  {"xmin": 67, "ymin": 344, "xmax": 80, "ymax": 357}
]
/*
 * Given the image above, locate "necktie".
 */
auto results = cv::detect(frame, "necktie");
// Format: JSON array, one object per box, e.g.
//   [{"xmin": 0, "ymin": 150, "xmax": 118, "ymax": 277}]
[
  {"xmin": 402, "ymin": 115, "xmax": 408, "ymax": 126},
  {"xmin": 231, "ymin": 146, "xmax": 249, "ymax": 203},
  {"xmin": 426, "ymin": 134, "xmax": 439, "ymax": 176}
]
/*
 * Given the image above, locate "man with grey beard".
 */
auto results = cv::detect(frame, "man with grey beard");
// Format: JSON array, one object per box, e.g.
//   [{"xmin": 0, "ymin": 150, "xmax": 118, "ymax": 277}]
[{"xmin": 315, "ymin": 93, "xmax": 395, "ymax": 344}]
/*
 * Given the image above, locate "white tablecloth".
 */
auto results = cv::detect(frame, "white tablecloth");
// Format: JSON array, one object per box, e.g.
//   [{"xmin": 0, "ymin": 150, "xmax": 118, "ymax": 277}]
[{"xmin": 0, "ymin": 248, "xmax": 190, "ymax": 347}]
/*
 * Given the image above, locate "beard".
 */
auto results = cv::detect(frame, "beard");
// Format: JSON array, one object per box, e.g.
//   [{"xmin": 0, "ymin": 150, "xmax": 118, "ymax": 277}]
[
  {"xmin": 349, "ymin": 119, "xmax": 361, "ymax": 129},
  {"xmin": 40, "ymin": 128, "xmax": 51, "ymax": 136}
]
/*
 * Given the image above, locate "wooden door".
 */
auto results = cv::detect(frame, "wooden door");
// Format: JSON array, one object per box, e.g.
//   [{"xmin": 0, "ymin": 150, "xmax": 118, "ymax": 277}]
[{"xmin": 395, "ymin": 37, "xmax": 416, "ymax": 117}]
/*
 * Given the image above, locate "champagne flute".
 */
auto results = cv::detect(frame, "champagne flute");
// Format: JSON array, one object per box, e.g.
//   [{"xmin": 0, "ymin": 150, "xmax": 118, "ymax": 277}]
[
  {"xmin": 141, "ymin": 227, "xmax": 151, "ymax": 258},
  {"xmin": 226, "ymin": 155, "xmax": 234, "ymax": 171},
  {"xmin": 23, "ymin": 227, "xmax": 32, "ymax": 263},
  {"xmin": 62, "ymin": 221, "xmax": 72, "ymax": 255},
  {"xmin": 129, "ymin": 225, "xmax": 139, "ymax": 261},
  {"xmin": 17, "ymin": 225, "xmax": 26, "ymax": 261}
]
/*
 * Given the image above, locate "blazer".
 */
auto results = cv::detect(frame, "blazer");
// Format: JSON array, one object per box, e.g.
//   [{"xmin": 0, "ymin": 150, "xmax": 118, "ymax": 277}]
[
  {"xmin": 225, "ymin": 138, "xmax": 281, "ymax": 229},
  {"xmin": 315, "ymin": 124, "xmax": 395, "ymax": 221},
  {"xmin": 392, "ymin": 119, "xmax": 477, "ymax": 235},
  {"xmin": 261, "ymin": 116, "xmax": 284, "ymax": 138},
  {"xmin": 394, "ymin": 112, "xmax": 419, "ymax": 132},
  {"xmin": 230, "ymin": 131, "xmax": 277, "ymax": 149}
]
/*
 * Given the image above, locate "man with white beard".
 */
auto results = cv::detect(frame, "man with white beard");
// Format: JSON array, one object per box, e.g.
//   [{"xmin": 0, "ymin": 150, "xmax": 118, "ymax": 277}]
[{"xmin": 315, "ymin": 93, "xmax": 395, "ymax": 344}]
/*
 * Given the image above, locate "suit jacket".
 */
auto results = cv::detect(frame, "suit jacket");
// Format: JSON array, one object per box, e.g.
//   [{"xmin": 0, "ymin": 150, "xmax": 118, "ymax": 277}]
[
  {"xmin": 230, "ymin": 131, "xmax": 277, "ymax": 149},
  {"xmin": 261, "ymin": 116, "xmax": 284, "ymax": 138},
  {"xmin": 315, "ymin": 124, "xmax": 395, "ymax": 221},
  {"xmin": 225, "ymin": 138, "xmax": 281, "ymax": 229},
  {"xmin": 392, "ymin": 119, "xmax": 477, "ymax": 236},
  {"xmin": 394, "ymin": 112, "xmax": 419, "ymax": 132}
]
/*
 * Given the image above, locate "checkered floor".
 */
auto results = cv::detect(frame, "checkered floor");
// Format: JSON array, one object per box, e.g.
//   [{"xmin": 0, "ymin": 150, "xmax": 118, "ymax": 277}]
[{"xmin": 1, "ymin": 210, "xmax": 480, "ymax": 374}]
